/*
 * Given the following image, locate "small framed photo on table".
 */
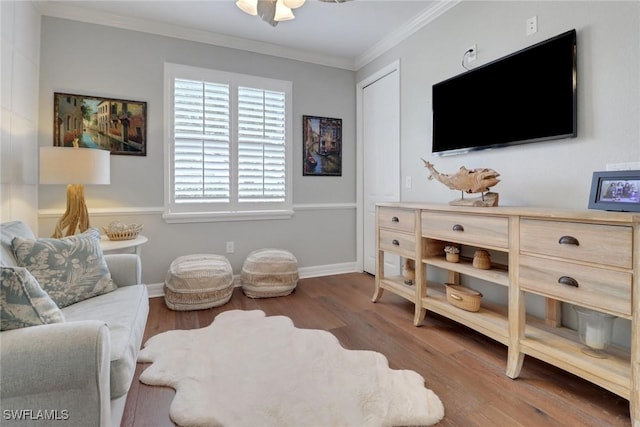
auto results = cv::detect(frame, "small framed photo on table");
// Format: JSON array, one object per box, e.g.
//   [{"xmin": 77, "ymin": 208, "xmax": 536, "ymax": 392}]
[{"xmin": 588, "ymin": 170, "xmax": 640, "ymax": 212}]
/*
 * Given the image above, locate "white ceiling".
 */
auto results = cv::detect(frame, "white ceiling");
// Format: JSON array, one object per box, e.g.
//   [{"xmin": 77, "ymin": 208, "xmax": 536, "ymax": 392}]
[{"xmin": 36, "ymin": 0, "xmax": 458, "ymax": 70}]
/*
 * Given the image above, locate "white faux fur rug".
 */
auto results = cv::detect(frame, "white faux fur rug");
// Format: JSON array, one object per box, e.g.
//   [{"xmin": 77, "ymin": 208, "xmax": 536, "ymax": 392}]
[{"xmin": 138, "ymin": 310, "xmax": 444, "ymax": 427}]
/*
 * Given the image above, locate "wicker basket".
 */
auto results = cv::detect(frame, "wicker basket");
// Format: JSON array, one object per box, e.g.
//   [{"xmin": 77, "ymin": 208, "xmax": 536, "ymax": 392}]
[
  {"xmin": 445, "ymin": 252, "xmax": 460, "ymax": 263},
  {"xmin": 445, "ymin": 283, "xmax": 483, "ymax": 312},
  {"xmin": 102, "ymin": 222, "xmax": 143, "ymax": 241},
  {"xmin": 472, "ymin": 249, "xmax": 492, "ymax": 269}
]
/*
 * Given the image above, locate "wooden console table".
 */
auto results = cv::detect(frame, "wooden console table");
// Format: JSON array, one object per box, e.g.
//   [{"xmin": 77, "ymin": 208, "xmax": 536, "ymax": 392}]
[{"xmin": 373, "ymin": 203, "xmax": 638, "ymax": 426}]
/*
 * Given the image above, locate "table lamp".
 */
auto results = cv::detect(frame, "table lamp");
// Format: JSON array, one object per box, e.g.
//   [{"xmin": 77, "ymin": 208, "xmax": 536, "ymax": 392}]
[{"xmin": 39, "ymin": 146, "xmax": 110, "ymax": 238}]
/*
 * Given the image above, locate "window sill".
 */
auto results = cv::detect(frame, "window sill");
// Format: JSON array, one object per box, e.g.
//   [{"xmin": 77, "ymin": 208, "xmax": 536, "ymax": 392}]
[{"xmin": 162, "ymin": 209, "xmax": 295, "ymax": 223}]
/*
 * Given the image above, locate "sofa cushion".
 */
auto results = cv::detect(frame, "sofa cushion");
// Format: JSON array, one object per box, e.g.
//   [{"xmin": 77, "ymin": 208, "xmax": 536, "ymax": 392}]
[
  {"xmin": 12, "ymin": 228, "xmax": 117, "ymax": 308},
  {"xmin": 62, "ymin": 284, "xmax": 149, "ymax": 398},
  {"xmin": 0, "ymin": 266, "xmax": 65, "ymax": 331},
  {"xmin": 1, "ymin": 221, "xmax": 35, "ymax": 267}
]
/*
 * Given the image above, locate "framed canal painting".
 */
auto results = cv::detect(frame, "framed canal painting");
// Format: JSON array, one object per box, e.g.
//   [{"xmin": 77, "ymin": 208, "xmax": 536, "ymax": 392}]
[
  {"xmin": 53, "ymin": 92, "xmax": 147, "ymax": 156},
  {"xmin": 303, "ymin": 115, "xmax": 342, "ymax": 176}
]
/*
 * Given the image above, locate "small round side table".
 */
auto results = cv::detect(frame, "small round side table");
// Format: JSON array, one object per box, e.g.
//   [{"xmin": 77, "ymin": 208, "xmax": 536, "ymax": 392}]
[{"xmin": 99, "ymin": 235, "xmax": 148, "ymax": 256}]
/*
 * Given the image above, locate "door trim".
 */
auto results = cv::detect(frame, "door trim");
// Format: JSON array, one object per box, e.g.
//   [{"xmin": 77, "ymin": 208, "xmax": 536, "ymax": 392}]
[{"xmin": 356, "ymin": 59, "xmax": 401, "ymax": 272}]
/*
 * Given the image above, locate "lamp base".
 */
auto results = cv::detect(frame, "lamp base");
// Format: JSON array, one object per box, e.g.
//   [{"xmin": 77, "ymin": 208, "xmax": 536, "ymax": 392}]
[{"xmin": 52, "ymin": 184, "xmax": 91, "ymax": 238}]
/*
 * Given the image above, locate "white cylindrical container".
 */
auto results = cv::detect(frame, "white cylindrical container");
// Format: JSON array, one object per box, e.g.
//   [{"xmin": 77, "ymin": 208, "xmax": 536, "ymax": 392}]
[{"xmin": 573, "ymin": 305, "xmax": 617, "ymax": 358}]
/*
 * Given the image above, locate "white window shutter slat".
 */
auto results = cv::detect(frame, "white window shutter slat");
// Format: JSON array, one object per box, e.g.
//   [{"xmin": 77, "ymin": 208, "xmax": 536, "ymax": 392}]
[
  {"xmin": 238, "ymin": 86, "xmax": 286, "ymax": 202},
  {"xmin": 173, "ymin": 79, "xmax": 230, "ymax": 202}
]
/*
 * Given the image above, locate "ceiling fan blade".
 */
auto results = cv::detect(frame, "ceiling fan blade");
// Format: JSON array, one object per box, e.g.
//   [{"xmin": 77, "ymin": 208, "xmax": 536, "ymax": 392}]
[{"xmin": 257, "ymin": 0, "xmax": 278, "ymax": 26}]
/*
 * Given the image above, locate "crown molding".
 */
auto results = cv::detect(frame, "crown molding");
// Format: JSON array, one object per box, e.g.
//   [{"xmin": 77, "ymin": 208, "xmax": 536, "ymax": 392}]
[
  {"xmin": 354, "ymin": 0, "xmax": 461, "ymax": 70},
  {"xmin": 35, "ymin": 1, "xmax": 355, "ymax": 70},
  {"xmin": 35, "ymin": 1, "xmax": 458, "ymax": 72}
]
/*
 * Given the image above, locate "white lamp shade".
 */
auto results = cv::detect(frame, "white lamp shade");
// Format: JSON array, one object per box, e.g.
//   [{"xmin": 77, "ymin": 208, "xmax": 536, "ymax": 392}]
[
  {"xmin": 274, "ymin": 0, "xmax": 294, "ymax": 21},
  {"xmin": 236, "ymin": 0, "xmax": 258, "ymax": 15},
  {"xmin": 40, "ymin": 146, "xmax": 110, "ymax": 185},
  {"xmin": 283, "ymin": 0, "xmax": 305, "ymax": 9}
]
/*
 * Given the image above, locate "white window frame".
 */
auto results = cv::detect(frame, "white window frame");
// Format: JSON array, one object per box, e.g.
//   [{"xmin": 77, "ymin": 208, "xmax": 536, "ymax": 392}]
[{"xmin": 163, "ymin": 63, "xmax": 293, "ymax": 223}]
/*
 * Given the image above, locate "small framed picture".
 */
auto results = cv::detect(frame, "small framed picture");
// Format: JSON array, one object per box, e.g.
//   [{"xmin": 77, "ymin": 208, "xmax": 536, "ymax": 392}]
[
  {"xmin": 588, "ymin": 170, "xmax": 640, "ymax": 212},
  {"xmin": 302, "ymin": 115, "xmax": 342, "ymax": 176}
]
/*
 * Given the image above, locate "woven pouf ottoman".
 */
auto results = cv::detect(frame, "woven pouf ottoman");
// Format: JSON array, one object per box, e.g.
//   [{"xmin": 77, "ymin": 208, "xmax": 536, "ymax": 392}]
[
  {"xmin": 164, "ymin": 254, "xmax": 233, "ymax": 310},
  {"xmin": 241, "ymin": 248, "xmax": 299, "ymax": 298}
]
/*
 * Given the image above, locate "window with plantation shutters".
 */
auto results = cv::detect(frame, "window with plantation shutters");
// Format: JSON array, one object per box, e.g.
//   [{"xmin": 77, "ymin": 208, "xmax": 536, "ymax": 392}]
[
  {"xmin": 237, "ymin": 87, "xmax": 286, "ymax": 202},
  {"xmin": 164, "ymin": 63, "xmax": 292, "ymax": 223},
  {"xmin": 174, "ymin": 79, "xmax": 230, "ymax": 202}
]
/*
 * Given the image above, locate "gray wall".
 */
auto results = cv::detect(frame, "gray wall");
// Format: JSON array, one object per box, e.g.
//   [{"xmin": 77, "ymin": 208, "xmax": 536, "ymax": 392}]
[
  {"xmin": 38, "ymin": 17, "xmax": 357, "ymax": 284},
  {"xmin": 355, "ymin": 1, "xmax": 639, "ymax": 346},
  {"xmin": 357, "ymin": 1, "xmax": 639, "ymax": 209}
]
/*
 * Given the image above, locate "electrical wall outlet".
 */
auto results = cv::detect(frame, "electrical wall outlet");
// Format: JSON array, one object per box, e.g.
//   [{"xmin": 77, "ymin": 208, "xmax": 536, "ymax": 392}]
[
  {"xmin": 226, "ymin": 241, "xmax": 235, "ymax": 253},
  {"xmin": 405, "ymin": 175, "xmax": 412, "ymax": 189},
  {"xmin": 526, "ymin": 16, "xmax": 538, "ymax": 36}
]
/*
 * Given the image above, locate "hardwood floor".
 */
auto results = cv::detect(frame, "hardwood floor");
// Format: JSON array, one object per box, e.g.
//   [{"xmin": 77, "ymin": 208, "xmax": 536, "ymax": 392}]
[{"xmin": 121, "ymin": 273, "xmax": 631, "ymax": 426}]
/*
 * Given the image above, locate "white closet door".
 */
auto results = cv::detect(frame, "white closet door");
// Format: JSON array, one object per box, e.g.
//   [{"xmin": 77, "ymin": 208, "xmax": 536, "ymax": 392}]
[{"xmin": 362, "ymin": 69, "xmax": 400, "ymax": 275}]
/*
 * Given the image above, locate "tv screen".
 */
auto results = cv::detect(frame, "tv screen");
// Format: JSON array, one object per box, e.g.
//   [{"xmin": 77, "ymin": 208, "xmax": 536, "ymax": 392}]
[{"xmin": 432, "ymin": 29, "xmax": 577, "ymax": 156}]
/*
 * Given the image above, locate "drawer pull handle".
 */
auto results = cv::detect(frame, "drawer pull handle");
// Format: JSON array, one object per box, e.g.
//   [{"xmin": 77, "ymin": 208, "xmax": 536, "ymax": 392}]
[
  {"xmin": 452, "ymin": 224, "xmax": 464, "ymax": 232},
  {"xmin": 392, "ymin": 239, "xmax": 400, "ymax": 246},
  {"xmin": 558, "ymin": 235, "xmax": 580, "ymax": 246},
  {"xmin": 558, "ymin": 276, "xmax": 579, "ymax": 288},
  {"xmin": 391, "ymin": 216, "xmax": 399, "ymax": 223}
]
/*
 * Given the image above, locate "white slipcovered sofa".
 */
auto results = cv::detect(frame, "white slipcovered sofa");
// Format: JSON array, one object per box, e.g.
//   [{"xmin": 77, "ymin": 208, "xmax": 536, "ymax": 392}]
[{"xmin": 0, "ymin": 221, "xmax": 149, "ymax": 427}]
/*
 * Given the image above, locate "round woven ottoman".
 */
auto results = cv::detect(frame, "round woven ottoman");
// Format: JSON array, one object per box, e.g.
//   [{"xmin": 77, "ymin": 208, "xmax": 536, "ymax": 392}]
[
  {"xmin": 164, "ymin": 254, "xmax": 233, "ymax": 310},
  {"xmin": 241, "ymin": 248, "xmax": 299, "ymax": 298}
]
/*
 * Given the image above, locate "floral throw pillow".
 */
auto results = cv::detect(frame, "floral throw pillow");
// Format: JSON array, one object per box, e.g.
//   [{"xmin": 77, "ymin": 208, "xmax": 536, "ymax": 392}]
[
  {"xmin": 11, "ymin": 228, "xmax": 117, "ymax": 308},
  {"xmin": 1, "ymin": 266, "xmax": 65, "ymax": 331}
]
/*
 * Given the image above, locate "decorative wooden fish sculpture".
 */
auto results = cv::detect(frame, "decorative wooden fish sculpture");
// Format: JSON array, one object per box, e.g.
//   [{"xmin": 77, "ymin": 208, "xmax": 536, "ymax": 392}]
[{"xmin": 422, "ymin": 160, "xmax": 500, "ymax": 194}]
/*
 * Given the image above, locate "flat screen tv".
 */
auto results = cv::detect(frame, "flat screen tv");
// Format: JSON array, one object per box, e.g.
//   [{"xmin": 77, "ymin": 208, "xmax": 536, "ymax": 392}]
[{"xmin": 432, "ymin": 29, "xmax": 577, "ymax": 156}]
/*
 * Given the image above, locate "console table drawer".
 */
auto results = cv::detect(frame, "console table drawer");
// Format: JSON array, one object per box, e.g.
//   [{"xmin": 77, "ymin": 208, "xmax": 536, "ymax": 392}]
[
  {"xmin": 379, "ymin": 229, "xmax": 416, "ymax": 258},
  {"xmin": 520, "ymin": 219, "xmax": 632, "ymax": 269},
  {"xmin": 421, "ymin": 212, "xmax": 509, "ymax": 249},
  {"xmin": 378, "ymin": 207, "xmax": 416, "ymax": 233},
  {"xmin": 519, "ymin": 254, "xmax": 632, "ymax": 317}
]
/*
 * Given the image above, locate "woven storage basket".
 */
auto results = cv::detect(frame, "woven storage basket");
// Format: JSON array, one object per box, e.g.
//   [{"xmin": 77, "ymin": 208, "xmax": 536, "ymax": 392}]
[
  {"xmin": 472, "ymin": 249, "xmax": 492, "ymax": 269},
  {"xmin": 102, "ymin": 223, "xmax": 143, "ymax": 241},
  {"xmin": 164, "ymin": 254, "xmax": 233, "ymax": 310},
  {"xmin": 445, "ymin": 283, "xmax": 483, "ymax": 312}
]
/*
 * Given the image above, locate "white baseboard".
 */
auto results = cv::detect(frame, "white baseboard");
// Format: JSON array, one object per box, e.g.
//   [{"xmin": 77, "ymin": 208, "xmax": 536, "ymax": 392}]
[
  {"xmin": 146, "ymin": 283, "xmax": 165, "ymax": 298},
  {"xmin": 298, "ymin": 261, "xmax": 360, "ymax": 279},
  {"xmin": 145, "ymin": 261, "xmax": 360, "ymax": 298}
]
